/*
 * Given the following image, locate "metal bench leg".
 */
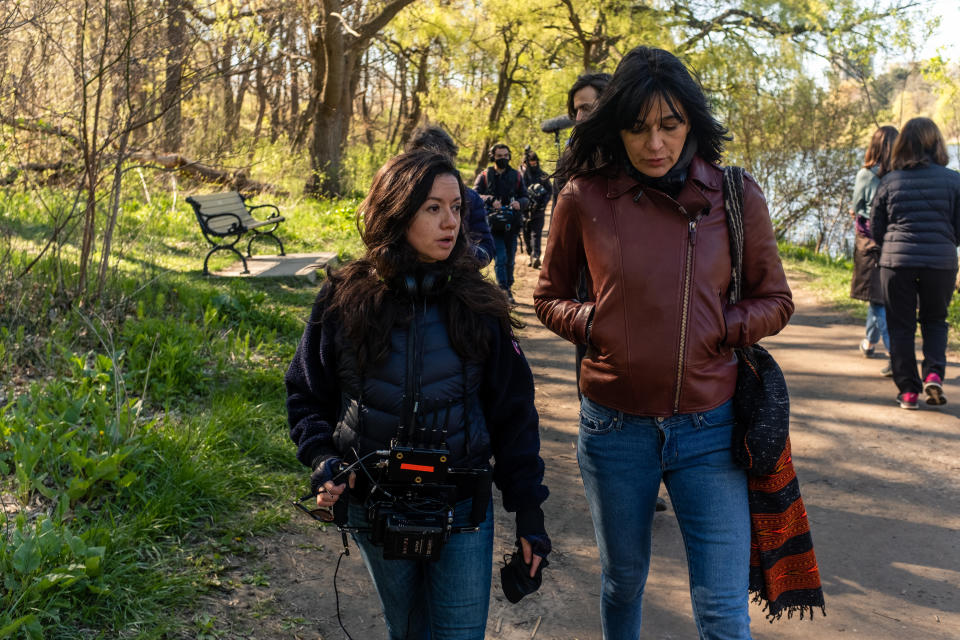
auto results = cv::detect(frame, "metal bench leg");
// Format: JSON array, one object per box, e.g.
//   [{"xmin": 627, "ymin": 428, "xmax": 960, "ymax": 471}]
[
  {"xmin": 204, "ymin": 245, "xmax": 249, "ymax": 275},
  {"xmin": 247, "ymin": 231, "xmax": 285, "ymax": 257}
]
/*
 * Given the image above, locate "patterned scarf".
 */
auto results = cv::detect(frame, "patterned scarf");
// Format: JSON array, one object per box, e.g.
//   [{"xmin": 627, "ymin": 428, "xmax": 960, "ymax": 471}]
[
  {"xmin": 747, "ymin": 438, "xmax": 825, "ymax": 619},
  {"xmin": 722, "ymin": 166, "xmax": 826, "ymax": 620}
]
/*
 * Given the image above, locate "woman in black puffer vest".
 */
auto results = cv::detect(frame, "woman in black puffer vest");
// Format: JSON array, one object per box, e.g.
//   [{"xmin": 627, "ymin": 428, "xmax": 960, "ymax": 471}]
[
  {"xmin": 871, "ymin": 117, "xmax": 960, "ymax": 409},
  {"xmin": 286, "ymin": 150, "xmax": 549, "ymax": 639}
]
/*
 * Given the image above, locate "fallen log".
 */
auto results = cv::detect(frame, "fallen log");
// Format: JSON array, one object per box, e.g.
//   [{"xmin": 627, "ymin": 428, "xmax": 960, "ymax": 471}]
[
  {"xmin": 127, "ymin": 150, "xmax": 285, "ymax": 196},
  {"xmin": 0, "ymin": 161, "xmax": 79, "ymax": 186}
]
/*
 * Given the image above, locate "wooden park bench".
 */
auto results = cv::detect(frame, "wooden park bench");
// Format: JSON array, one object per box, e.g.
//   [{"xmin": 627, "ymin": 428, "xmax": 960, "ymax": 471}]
[{"xmin": 186, "ymin": 191, "xmax": 286, "ymax": 275}]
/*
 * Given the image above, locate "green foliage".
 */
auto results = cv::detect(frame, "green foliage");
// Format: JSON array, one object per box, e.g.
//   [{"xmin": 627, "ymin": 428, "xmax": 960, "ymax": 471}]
[{"xmin": 0, "ymin": 187, "xmax": 332, "ymax": 637}]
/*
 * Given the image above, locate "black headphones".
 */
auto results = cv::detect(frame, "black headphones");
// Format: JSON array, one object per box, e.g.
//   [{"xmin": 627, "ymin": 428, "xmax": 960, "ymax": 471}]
[
  {"xmin": 488, "ymin": 144, "xmax": 511, "ymax": 163},
  {"xmin": 398, "ymin": 271, "xmax": 448, "ymax": 298}
]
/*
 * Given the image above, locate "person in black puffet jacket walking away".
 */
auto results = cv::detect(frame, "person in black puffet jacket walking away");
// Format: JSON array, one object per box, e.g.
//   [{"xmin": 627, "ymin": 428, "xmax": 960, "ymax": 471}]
[
  {"xmin": 871, "ymin": 117, "xmax": 960, "ymax": 410},
  {"xmin": 475, "ymin": 143, "xmax": 529, "ymax": 302},
  {"xmin": 286, "ymin": 150, "xmax": 549, "ymax": 640}
]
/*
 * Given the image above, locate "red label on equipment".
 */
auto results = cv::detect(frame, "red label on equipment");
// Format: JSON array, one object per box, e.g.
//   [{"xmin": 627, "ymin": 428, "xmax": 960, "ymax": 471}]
[{"xmin": 400, "ymin": 463, "xmax": 435, "ymax": 473}]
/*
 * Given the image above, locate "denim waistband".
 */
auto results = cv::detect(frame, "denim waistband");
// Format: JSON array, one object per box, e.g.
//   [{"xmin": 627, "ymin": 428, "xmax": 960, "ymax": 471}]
[{"xmin": 580, "ymin": 394, "xmax": 734, "ymax": 428}]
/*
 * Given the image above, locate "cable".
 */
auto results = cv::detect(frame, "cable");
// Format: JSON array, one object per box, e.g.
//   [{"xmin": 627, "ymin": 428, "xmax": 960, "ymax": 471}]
[{"xmin": 333, "ymin": 551, "xmax": 355, "ymax": 640}]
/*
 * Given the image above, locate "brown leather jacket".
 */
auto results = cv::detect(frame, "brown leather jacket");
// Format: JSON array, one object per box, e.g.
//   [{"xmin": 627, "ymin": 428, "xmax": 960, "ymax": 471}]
[{"xmin": 534, "ymin": 156, "xmax": 794, "ymax": 416}]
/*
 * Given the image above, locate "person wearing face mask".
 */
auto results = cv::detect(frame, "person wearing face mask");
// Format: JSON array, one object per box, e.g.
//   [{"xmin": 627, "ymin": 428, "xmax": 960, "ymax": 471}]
[
  {"xmin": 475, "ymin": 143, "xmax": 529, "ymax": 302},
  {"xmin": 535, "ymin": 47, "xmax": 804, "ymax": 638},
  {"xmin": 520, "ymin": 150, "xmax": 552, "ymax": 269}
]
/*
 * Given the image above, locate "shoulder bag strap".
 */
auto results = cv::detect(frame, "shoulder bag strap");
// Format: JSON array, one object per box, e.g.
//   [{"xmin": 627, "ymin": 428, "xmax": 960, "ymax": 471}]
[
  {"xmin": 722, "ymin": 165, "xmax": 761, "ymax": 371},
  {"xmin": 722, "ymin": 166, "xmax": 746, "ymax": 305}
]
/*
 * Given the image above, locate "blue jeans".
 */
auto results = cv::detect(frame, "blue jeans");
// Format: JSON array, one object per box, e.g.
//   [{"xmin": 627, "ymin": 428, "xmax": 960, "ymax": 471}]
[
  {"xmin": 577, "ymin": 397, "xmax": 751, "ymax": 640},
  {"xmin": 348, "ymin": 498, "xmax": 494, "ymax": 640},
  {"xmin": 865, "ymin": 302, "xmax": 890, "ymax": 352},
  {"xmin": 493, "ymin": 232, "xmax": 517, "ymax": 291}
]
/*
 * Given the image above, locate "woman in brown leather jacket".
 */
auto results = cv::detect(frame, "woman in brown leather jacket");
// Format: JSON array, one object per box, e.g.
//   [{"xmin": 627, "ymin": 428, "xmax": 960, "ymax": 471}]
[{"xmin": 533, "ymin": 46, "xmax": 793, "ymax": 640}]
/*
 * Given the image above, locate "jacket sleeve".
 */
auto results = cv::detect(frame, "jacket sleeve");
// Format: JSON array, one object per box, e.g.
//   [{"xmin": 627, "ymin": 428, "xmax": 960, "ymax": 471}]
[
  {"xmin": 466, "ymin": 188, "xmax": 495, "ymax": 266},
  {"xmin": 285, "ymin": 287, "xmax": 342, "ymax": 469},
  {"xmin": 722, "ymin": 176, "xmax": 795, "ymax": 348},
  {"xmin": 954, "ymin": 179, "xmax": 960, "ymax": 246},
  {"xmin": 533, "ymin": 186, "xmax": 594, "ymax": 345},
  {"xmin": 870, "ymin": 181, "xmax": 890, "ymax": 248},
  {"xmin": 473, "ymin": 170, "xmax": 490, "ymax": 199},
  {"xmin": 481, "ymin": 321, "xmax": 549, "ymax": 539}
]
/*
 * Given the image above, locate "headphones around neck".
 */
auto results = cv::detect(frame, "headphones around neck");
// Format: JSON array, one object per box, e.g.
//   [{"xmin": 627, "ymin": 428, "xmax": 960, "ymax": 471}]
[{"xmin": 399, "ymin": 270, "xmax": 448, "ymax": 298}]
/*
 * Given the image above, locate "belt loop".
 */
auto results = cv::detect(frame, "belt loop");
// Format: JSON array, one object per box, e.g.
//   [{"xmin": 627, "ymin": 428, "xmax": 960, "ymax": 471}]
[{"xmin": 616, "ymin": 409, "xmax": 625, "ymax": 430}]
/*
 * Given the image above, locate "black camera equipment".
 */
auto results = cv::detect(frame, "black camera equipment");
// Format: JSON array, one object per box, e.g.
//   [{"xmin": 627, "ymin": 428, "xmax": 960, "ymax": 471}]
[
  {"xmin": 293, "ymin": 441, "xmax": 492, "ymax": 563},
  {"xmin": 527, "ymin": 182, "xmax": 547, "ymax": 205},
  {"xmin": 486, "ymin": 204, "xmax": 519, "ymax": 234},
  {"xmin": 540, "ymin": 115, "xmax": 574, "ymax": 133},
  {"xmin": 541, "ymin": 114, "xmax": 576, "ymax": 161}
]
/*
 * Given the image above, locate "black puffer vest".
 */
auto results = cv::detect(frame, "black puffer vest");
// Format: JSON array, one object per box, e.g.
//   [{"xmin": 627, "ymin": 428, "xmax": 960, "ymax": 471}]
[{"xmin": 331, "ymin": 300, "xmax": 490, "ymax": 470}]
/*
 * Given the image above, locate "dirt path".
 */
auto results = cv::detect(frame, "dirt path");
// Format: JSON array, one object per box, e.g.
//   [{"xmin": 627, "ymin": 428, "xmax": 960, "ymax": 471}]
[{"xmin": 201, "ymin": 261, "xmax": 960, "ymax": 639}]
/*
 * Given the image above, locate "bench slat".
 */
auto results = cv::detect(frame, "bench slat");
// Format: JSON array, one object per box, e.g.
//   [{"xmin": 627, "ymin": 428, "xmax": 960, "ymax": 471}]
[
  {"xmin": 206, "ymin": 215, "xmax": 244, "ymax": 233},
  {"xmin": 246, "ymin": 216, "xmax": 285, "ymax": 229},
  {"xmin": 198, "ymin": 203, "xmax": 249, "ymax": 215}
]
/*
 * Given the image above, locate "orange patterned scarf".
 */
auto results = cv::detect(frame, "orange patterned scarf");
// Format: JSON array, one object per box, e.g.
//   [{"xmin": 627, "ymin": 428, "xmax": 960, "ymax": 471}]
[{"xmin": 748, "ymin": 437, "xmax": 825, "ymax": 619}]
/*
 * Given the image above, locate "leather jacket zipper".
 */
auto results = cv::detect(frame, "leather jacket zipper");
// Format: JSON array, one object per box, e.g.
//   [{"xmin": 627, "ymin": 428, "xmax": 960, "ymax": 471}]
[{"xmin": 673, "ymin": 207, "xmax": 702, "ymax": 413}]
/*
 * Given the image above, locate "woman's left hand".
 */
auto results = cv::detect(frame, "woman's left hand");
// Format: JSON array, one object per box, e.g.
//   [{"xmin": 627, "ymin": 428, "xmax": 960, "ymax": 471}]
[{"xmin": 520, "ymin": 537, "xmax": 543, "ymax": 577}]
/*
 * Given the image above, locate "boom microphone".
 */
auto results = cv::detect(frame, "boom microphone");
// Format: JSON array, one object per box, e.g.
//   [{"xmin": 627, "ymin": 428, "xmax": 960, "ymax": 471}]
[{"xmin": 540, "ymin": 115, "xmax": 575, "ymax": 133}]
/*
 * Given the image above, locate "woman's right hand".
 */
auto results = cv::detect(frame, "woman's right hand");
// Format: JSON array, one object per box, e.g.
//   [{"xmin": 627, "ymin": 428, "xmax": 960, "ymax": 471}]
[{"xmin": 316, "ymin": 472, "xmax": 355, "ymax": 508}]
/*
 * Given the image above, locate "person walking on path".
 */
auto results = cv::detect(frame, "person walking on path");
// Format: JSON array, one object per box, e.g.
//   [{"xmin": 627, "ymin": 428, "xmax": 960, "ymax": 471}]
[
  {"xmin": 475, "ymin": 143, "xmax": 529, "ymax": 302},
  {"xmin": 286, "ymin": 150, "xmax": 550, "ymax": 639},
  {"xmin": 534, "ymin": 46, "xmax": 794, "ymax": 639},
  {"xmin": 520, "ymin": 149, "xmax": 552, "ymax": 269},
  {"xmin": 850, "ymin": 125, "xmax": 898, "ymax": 376},
  {"xmin": 871, "ymin": 117, "xmax": 960, "ymax": 409}
]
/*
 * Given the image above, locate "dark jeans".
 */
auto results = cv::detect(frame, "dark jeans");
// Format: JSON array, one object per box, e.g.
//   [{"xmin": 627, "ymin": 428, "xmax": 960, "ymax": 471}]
[
  {"xmin": 348, "ymin": 499, "xmax": 494, "ymax": 639},
  {"xmin": 880, "ymin": 266, "xmax": 956, "ymax": 394},
  {"xmin": 493, "ymin": 232, "xmax": 518, "ymax": 291},
  {"xmin": 522, "ymin": 211, "xmax": 545, "ymax": 259}
]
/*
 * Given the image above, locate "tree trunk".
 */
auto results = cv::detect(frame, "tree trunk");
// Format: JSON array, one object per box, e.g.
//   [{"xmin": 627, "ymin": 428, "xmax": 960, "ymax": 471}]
[
  {"xmin": 474, "ymin": 25, "xmax": 526, "ymax": 175},
  {"xmin": 398, "ymin": 47, "xmax": 430, "ymax": 149},
  {"xmin": 162, "ymin": 0, "xmax": 185, "ymax": 151},
  {"xmin": 304, "ymin": 0, "xmax": 419, "ymax": 196}
]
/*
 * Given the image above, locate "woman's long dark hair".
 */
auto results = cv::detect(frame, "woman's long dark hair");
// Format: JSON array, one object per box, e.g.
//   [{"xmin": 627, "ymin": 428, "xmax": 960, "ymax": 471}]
[
  {"xmin": 558, "ymin": 46, "xmax": 729, "ymax": 181},
  {"xmin": 891, "ymin": 117, "xmax": 950, "ymax": 171},
  {"xmin": 862, "ymin": 125, "xmax": 898, "ymax": 176},
  {"xmin": 324, "ymin": 150, "xmax": 518, "ymax": 369}
]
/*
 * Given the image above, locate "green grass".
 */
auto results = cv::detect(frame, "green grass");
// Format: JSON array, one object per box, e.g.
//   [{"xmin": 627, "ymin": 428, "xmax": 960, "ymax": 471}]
[{"xmin": 0, "ymin": 178, "xmax": 357, "ymax": 638}]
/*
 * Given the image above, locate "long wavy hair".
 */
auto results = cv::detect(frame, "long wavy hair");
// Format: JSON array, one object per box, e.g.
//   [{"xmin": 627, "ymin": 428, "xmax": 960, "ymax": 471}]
[
  {"xmin": 323, "ymin": 150, "xmax": 518, "ymax": 369},
  {"xmin": 862, "ymin": 125, "xmax": 898, "ymax": 176},
  {"xmin": 558, "ymin": 46, "xmax": 729, "ymax": 181}
]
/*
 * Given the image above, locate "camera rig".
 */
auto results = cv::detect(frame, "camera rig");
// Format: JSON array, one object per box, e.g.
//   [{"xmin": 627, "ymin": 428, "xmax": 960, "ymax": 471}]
[{"xmin": 294, "ymin": 441, "xmax": 492, "ymax": 562}]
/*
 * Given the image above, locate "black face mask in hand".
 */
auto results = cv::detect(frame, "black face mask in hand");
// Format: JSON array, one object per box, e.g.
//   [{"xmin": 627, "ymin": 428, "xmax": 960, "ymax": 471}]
[
  {"xmin": 495, "ymin": 158, "xmax": 509, "ymax": 170},
  {"xmin": 500, "ymin": 544, "xmax": 549, "ymax": 603}
]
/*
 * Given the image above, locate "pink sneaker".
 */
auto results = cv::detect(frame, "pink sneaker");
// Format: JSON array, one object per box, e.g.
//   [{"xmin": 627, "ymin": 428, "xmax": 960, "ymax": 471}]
[
  {"xmin": 923, "ymin": 373, "xmax": 946, "ymax": 405},
  {"xmin": 897, "ymin": 392, "xmax": 919, "ymax": 410}
]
